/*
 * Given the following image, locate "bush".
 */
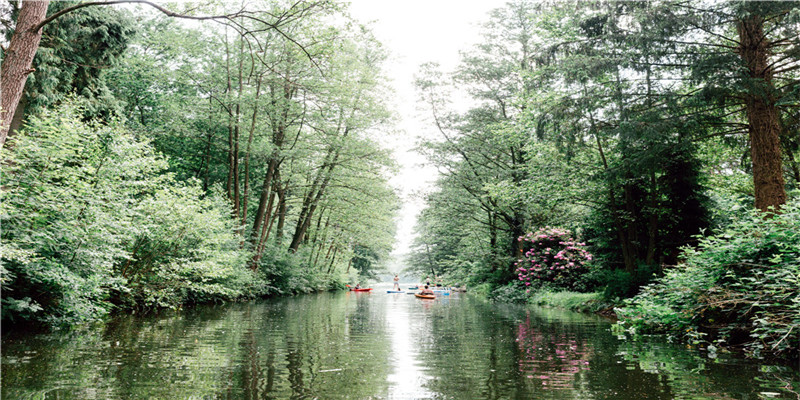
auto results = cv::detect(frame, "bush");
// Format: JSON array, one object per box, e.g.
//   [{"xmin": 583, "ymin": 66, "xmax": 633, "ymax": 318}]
[
  {"xmin": 1, "ymin": 105, "xmax": 252, "ymax": 326},
  {"xmin": 616, "ymin": 198, "xmax": 800, "ymax": 359},
  {"xmin": 514, "ymin": 227, "xmax": 593, "ymax": 291},
  {"xmin": 528, "ymin": 290, "xmax": 607, "ymax": 313},
  {"xmin": 119, "ymin": 185, "xmax": 254, "ymax": 309},
  {"xmin": 490, "ymin": 281, "xmax": 531, "ymax": 303},
  {"xmin": 599, "ymin": 264, "xmax": 660, "ymax": 299}
]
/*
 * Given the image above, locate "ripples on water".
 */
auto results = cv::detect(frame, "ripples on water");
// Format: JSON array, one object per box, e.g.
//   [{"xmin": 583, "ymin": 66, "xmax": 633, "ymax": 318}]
[{"xmin": 2, "ymin": 287, "xmax": 798, "ymax": 399}]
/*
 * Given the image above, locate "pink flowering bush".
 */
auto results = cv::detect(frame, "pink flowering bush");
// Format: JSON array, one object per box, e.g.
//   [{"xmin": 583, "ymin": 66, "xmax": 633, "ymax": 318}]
[{"xmin": 515, "ymin": 227, "xmax": 593, "ymax": 291}]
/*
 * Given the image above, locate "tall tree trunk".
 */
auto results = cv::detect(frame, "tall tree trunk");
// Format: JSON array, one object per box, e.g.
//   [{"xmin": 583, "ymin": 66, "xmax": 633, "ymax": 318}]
[
  {"xmin": 289, "ymin": 144, "xmax": 340, "ymax": 252},
  {"xmin": 201, "ymin": 97, "xmax": 214, "ymax": 191},
  {"xmin": 326, "ymin": 246, "xmax": 338, "ymax": 274},
  {"xmin": 250, "ymin": 184, "xmax": 275, "ymax": 269},
  {"xmin": 250, "ymin": 158, "xmax": 279, "ymax": 244},
  {"xmin": 508, "ymin": 212, "xmax": 525, "ymax": 267},
  {"xmin": 224, "ymin": 33, "xmax": 235, "ymax": 202},
  {"xmin": 275, "ymin": 181, "xmax": 287, "ymax": 242},
  {"xmin": 251, "ymin": 170, "xmax": 281, "ymax": 269},
  {"xmin": 595, "ymin": 132, "xmax": 637, "ymax": 273},
  {"xmin": 242, "ymin": 76, "xmax": 263, "ymax": 228},
  {"xmin": 737, "ymin": 14, "xmax": 786, "ymax": 212},
  {"xmin": 488, "ymin": 209, "xmax": 497, "ymax": 252},
  {"xmin": 232, "ymin": 50, "xmax": 243, "ymax": 224},
  {"xmin": 8, "ymin": 93, "xmax": 29, "ymax": 138},
  {"xmin": 645, "ymin": 172, "xmax": 658, "ymax": 265},
  {"xmin": 251, "ymin": 79, "xmax": 293, "ymax": 244},
  {"xmin": 1, "ymin": 0, "xmax": 50, "ymax": 147}
]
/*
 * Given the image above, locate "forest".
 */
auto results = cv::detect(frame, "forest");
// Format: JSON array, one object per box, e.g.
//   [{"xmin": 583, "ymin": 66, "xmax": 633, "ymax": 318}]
[
  {"xmin": 2, "ymin": 0, "xmax": 398, "ymax": 325},
  {"xmin": 404, "ymin": 1, "xmax": 799, "ymax": 360},
  {"xmin": 1, "ymin": 0, "xmax": 799, "ymax": 361}
]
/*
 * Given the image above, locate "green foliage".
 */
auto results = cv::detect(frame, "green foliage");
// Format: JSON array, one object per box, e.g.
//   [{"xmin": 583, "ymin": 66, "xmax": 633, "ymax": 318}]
[
  {"xmin": 19, "ymin": 2, "xmax": 135, "ymax": 120},
  {"xmin": 528, "ymin": 290, "xmax": 607, "ymax": 313},
  {"xmin": 116, "ymin": 185, "xmax": 254, "ymax": 309},
  {"xmin": 489, "ymin": 281, "xmax": 531, "ymax": 304},
  {"xmin": 617, "ymin": 197, "xmax": 800, "ymax": 359},
  {"xmin": 597, "ymin": 264, "xmax": 660, "ymax": 300},
  {"xmin": 1, "ymin": 104, "xmax": 252, "ymax": 325}
]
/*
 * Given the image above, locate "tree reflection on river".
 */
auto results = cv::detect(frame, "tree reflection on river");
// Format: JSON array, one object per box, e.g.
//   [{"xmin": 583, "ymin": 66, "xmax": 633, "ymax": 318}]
[{"xmin": 2, "ymin": 289, "xmax": 798, "ymax": 399}]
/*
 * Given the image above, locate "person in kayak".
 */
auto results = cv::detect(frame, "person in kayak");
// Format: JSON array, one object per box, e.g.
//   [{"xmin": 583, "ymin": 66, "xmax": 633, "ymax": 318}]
[
  {"xmin": 354, "ymin": 283, "xmax": 361, "ymax": 289},
  {"xmin": 393, "ymin": 274, "xmax": 400, "ymax": 291},
  {"xmin": 420, "ymin": 285, "xmax": 434, "ymax": 295}
]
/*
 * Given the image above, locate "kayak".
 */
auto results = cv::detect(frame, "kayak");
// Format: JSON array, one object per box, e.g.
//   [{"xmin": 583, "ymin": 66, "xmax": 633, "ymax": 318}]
[
  {"xmin": 407, "ymin": 287, "xmax": 418, "ymax": 290},
  {"xmin": 386, "ymin": 290, "xmax": 405, "ymax": 293},
  {"xmin": 415, "ymin": 293, "xmax": 436, "ymax": 300},
  {"xmin": 350, "ymin": 288, "xmax": 372, "ymax": 292}
]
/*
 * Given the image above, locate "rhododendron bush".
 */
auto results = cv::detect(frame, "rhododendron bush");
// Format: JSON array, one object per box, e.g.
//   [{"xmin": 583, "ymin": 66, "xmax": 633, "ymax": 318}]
[{"xmin": 515, "ymin": 227, "xmax": 593, "ymax": 291}]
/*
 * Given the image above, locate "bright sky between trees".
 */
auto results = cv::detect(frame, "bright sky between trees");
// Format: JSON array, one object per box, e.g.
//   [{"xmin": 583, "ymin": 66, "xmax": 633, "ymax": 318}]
[{"xmin": 346, "ymin": 0, "xmax": 507, "ymax": 261}]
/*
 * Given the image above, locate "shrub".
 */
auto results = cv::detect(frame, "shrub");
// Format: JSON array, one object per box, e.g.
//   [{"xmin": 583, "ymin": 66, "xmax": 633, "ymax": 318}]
[
  {"xmin": 514, "ymin": 227, "xmax": 593, "ymax": 291},
  {"xmin": 490, "ymin": 281, "xmax": 531, "ymax": 303},
  {"xmin": 528, "ymin": 290, "xmax": 607, "ymax": 313},
  {"xmin": 599, "ymin": 264, "xmax": 660, "ymax": 299},
  {"xmin": 1, "ymin": 105, "xmax": 252, "ymax": 326},
  {"xmin": 616, "ymin": 198, "xmax": 800, "ymax": 359}
]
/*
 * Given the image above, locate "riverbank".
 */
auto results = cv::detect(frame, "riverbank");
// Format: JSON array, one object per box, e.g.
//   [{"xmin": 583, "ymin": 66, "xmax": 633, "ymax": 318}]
[
  {"xmin": 485, "ymin": 285, "xmax": 798, "ymax": 365},
  {"xmin": 527, "ymin": 290, "xmax": 616, "ymax": 316}
]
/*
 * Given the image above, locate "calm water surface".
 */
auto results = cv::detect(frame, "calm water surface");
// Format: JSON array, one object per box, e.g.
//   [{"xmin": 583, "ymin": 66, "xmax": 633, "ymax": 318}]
[{"xmin": 2, "ymin": 287, "xmax": 798, "ymax": 399}]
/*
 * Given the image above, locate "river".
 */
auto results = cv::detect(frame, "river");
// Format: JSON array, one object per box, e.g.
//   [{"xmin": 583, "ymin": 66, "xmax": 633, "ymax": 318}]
[{"xmin": 2, "ymin": 286, "xmax": 798, "ymax": 399}]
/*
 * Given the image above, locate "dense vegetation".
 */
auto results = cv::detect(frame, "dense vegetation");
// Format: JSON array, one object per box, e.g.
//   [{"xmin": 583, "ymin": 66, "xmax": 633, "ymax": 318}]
[
  {"xmin": 2, "ymin": 1, "xmax": 398, "ymax": 326},
  {"xmin": 406, "ymin": 1, "xmax": 799, "ymax": 360},
  {"xmin": 1, "ymin": 0, "xmax": 798, "ymax": 361}
]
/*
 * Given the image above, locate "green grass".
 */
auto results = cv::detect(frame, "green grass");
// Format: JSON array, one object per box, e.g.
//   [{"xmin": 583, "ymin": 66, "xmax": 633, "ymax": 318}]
[{"xmin": 528, "ymin": 290, "xmax": 610, "ymax": 313}]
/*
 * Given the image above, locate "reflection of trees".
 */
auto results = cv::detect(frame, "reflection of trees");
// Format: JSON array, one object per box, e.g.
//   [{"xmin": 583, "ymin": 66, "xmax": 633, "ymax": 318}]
[
  {"xmin": 418, "ymin": 297, "xmax": 527, "ymax": 398},
  {"xmin": 613, "ymin": 340, "xmax": 800, "ymax": 399},
  {"xmin": 3, "ymin": 294, "xmax": 797, "ymax": 399},
  {"xmin": 2, "ymin": 292, "xmax": 395, "ymax": 399},
  {"xmin": 515, "ymin": 312, "xmax": 593, "ymax": 389},
  {"xmin": 225, "ymin": 292, "xmax": 393, "ymax": 399}
]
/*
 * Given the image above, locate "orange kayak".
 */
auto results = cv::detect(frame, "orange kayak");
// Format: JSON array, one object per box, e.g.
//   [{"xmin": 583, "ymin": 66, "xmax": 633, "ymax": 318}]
[
  {"xmin": 350, "ymin": 288, "xmax": 372, "ymax": 292},
  {"xmin": 415, "ymin": 293, "xmax": 435, "ymax": 299}
]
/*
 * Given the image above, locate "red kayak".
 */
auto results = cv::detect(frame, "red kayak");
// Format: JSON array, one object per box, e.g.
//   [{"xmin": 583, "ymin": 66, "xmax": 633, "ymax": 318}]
[
  {"xmin": 350, "ymin": 288, "xmax": 372, "ymax": 292},
  {"xmin": 415, "ymin": 293, "xmax": 435, "ymax": 299}
]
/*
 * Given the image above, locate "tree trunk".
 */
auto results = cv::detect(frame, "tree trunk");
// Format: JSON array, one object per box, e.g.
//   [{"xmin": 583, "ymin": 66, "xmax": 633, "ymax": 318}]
[
  {"xmin": 737, "ymin": 14, "xmax": 786, "ymax": 212},
  {"xmin": 595, "ymin": 133, "xmax": 637, "ymax": 273},
  {"xmin": 645, "ymin": 172, "xmax": 658, "ymax": 265},
  {"xmin": 8, "ymin": 93, "xmax": 29, "ymax": 138},
  {"xmin": 241, "ymin": 76, "xmax": 263, "ymax": 228},
  {"xmin": 326, "ymin": 246, "xmax": 338, "ymax": 274},
  {"xmin": 274, "ymin": 181, "xmax": 287, "ymax": 242},
  {"xmin": 232, "ymin": 35, "xmax": 245, "ymax": 224},
  {"xmin": 1, "ymin": 0, "xmax": 50, "ymax": 147},
  {"xmin": 508, "ymin": 212, "xmax": 525, "ymax": 268},
  {"xmin": 289, "ymin": 144, "xmax": 341, "ymax": 252},
  {"xmin": 250, "ymin": 158, "xmax": 279, "ymax": 245}
]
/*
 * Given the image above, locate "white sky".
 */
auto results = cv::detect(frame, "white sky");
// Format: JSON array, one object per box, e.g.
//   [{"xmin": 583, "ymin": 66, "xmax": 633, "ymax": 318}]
[{"xmin": 345, "ymin": 0, "xmax": 507, "ymax": 260}]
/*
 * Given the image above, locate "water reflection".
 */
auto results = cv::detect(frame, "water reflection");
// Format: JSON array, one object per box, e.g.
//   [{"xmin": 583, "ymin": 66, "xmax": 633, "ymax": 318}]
[
  {"xmin": 516, "ymin": 311, "xmax": 592, "ymax": 389},
  {"xmin": 2, "ymin": 290, "xmax": 798, "ymax": 399}
]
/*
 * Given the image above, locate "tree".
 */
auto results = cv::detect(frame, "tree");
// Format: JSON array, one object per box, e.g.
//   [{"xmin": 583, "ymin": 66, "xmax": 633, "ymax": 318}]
[
  {"xmin": 1, "ymin": 0, "xmax": 330, "ymax": 148},
  {"xmin": 1, "ymin": 0, "xmax": 49, "ymax": 146}
]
